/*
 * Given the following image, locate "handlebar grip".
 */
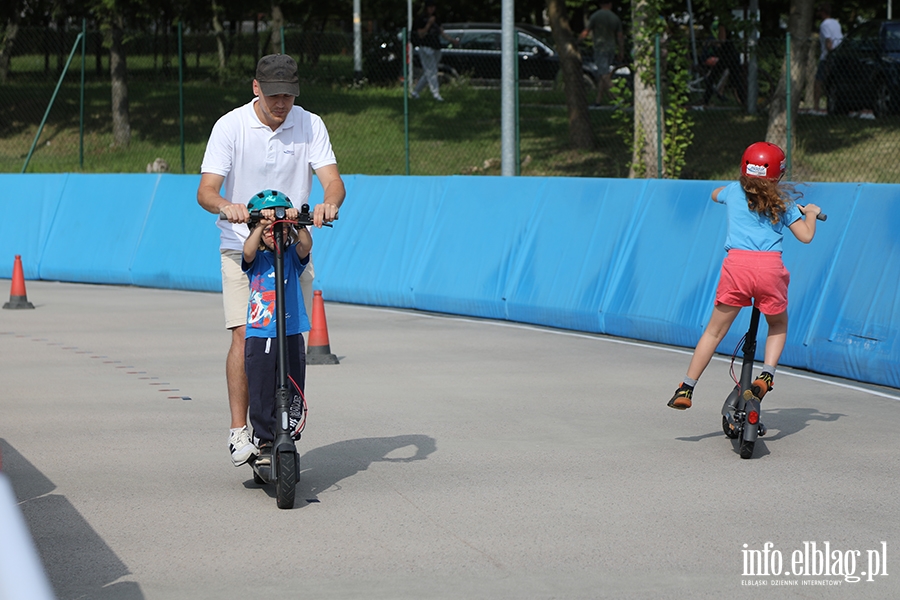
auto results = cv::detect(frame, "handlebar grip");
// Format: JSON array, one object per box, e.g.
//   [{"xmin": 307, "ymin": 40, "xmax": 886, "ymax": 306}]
[
  {"xmin": 218, "ymin": 209, "xmax": 333, "ymax": 227},
  {"xmin": 816, "ymin": 213, "xmax": 827, "ymax": 221}
]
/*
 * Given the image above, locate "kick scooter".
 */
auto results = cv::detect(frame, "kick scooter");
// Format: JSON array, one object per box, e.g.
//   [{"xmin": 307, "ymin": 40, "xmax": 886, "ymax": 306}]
[
  {"xmin": 720, "ymin": 209, "xmax": 826, "ymax": 459},
  {"xmin": 222, "ymin": 198, "xmax": 331, "ymax": 508}
]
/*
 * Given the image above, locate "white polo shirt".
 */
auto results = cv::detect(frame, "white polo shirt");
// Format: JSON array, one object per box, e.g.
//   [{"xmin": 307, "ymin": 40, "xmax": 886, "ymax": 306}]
[
  {"xmin": 201, "ymin": 99, "xmax": 337, "ymax": 251},
  {"xmin": 819, "ymin": 18, "xmax": 843, "ymax": 60}
]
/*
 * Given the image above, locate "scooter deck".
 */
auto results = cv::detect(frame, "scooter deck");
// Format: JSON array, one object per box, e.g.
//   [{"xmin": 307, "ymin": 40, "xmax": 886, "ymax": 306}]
[
  {"xmin": 248, "ymin": 439, "xmax": 299, "ymax": 485},
  {"xmin": 249, "ymin": 455, "xmax": 272, "ymax": 484}
]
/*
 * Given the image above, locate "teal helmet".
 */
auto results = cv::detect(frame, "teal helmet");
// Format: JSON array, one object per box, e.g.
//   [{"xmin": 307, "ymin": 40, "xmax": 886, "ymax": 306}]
[{"xmin": 248, "ymin": 189, "xmax": 293, "ymax": 213}]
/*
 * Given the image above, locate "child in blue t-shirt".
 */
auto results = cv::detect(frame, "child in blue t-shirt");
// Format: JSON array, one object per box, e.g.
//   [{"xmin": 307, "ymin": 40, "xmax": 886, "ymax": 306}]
[
  {"xmin": 242, "ymin": 208, "xmax": 312, "ymax": 461},
  {"xmin": 668, "ymin": 142, "xmax": 821, "ymax": 410}
]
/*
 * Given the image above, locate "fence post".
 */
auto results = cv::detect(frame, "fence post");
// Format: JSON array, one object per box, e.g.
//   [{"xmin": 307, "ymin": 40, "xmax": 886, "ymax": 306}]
[
  {"xmin": 655, "ymin": 34, "xmax": 663, "ymax": 178},
  {"xmin": 79, "ymin": 19, "xmax": 86, "ymax": 169},
  {"xmin": 785, "ymin": 33, "xmax": 792, "ymax": 180},
  {"xmin": 403, "ymin": 28, "xmax": 410, "ymax": 176},
  {"xmin": 515, "ymin": 31, "xmax": 520, "ymax": 176},
  {"xmin": 179, "ymin": 21, "xmax": 185, "ymax": 174}
]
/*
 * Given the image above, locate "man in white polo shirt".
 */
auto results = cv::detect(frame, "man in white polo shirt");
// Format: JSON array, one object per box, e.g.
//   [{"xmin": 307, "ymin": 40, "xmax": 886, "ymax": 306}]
[
  {"xmin": 813, "ymin": 3, "xmax": 843, "ymax": 114},
  {"xmin": 197, "ymin": 54, "xmax": 345, "ymax": 466}
]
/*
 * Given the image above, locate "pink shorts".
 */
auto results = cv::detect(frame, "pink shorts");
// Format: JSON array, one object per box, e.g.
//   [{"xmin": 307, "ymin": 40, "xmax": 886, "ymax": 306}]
[{"xmin": 715, "ymin": 250, "xmax": 790, "ymax": 315}]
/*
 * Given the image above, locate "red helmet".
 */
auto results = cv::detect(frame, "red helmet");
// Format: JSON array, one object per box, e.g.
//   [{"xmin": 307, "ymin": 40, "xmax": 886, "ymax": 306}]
[{"xmin": 741, "ymin": 142, "xmax": 785, "ymax": 180}]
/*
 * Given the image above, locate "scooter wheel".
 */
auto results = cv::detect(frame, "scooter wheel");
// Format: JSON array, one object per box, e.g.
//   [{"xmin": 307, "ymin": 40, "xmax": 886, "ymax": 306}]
[
  {"xmin": 739, "ymin": 437, "xmax": 755, "ymax": 459},
  {"xmin": 275, "ymin": 451, "xmax": 297, "ymax": 509}
]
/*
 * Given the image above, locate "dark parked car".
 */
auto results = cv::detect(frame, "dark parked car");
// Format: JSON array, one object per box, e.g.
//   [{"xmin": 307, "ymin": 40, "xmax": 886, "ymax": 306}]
[
  {"xmin": 439, "ymin": 23, "xmax": 600, "ymax": 87},
  {"xmin": 825, "ymin": 20, "xmax": 900, "ymax": 116},
  {"xmin": 364, "ymin": 23, "xmax": 605, "ymax": 89}
]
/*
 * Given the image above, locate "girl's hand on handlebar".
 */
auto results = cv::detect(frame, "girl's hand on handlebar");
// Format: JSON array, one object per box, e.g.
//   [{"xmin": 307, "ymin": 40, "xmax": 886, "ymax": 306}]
[
  {"xmin": 799, "ymin": 203, "xmax": 821, "ymax": 219},
  {"xmin": 220, "ymin": 203, "xmax": 250, "ymax": 224}
]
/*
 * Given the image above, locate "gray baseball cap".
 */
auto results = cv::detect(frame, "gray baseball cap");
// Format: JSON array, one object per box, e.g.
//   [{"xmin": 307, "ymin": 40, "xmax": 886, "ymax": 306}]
[{"xmin": 255, "ymin": 54, "xmax": 300, "ymax": 96}]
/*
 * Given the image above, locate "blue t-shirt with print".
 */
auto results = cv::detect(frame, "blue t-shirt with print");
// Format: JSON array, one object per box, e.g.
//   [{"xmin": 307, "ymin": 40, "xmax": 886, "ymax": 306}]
[
  {"xmin": 242, "ymin": 246, "xmax": 310, "ymax": 339},
  {"xmin": 718, "ymin": 181, "xmax": 802, "ymax": 252}
]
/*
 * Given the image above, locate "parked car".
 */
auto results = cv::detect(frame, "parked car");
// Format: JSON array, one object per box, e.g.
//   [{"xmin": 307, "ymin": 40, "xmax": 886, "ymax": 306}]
[
  {"xmin": 825, "ymin": 20, "xmax": 900, "ymax": 117},
  {"xmin": 439, "ymin": 23, "xmax": 600, "ymax": 87},
  {"xmin": 364, "ymin": 23, "xmax": 610, "ymax": 90}
]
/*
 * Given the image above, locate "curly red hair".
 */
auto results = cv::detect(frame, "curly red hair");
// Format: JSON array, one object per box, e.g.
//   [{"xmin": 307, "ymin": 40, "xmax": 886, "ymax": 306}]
[{"xmin": 739, "ymin": 175, "xmax": 801, "ymax": 224}]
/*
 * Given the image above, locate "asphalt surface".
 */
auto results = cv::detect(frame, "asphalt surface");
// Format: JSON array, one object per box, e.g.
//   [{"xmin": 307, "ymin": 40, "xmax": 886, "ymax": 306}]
[{"xmin": 1, "ymin": 281, "xmax": 898, "ymax": 600}]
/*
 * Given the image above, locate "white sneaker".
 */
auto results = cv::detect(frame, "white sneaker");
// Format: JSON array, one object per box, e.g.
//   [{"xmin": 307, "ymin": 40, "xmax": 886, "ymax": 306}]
[
  {"xmin": 434, "ymin": 95, "xmax": 444, "ymax": 102},
  {"xmin": 410, "ymin": 91, "xmax": 420, "ymax": 99},
  {"xmin": 229, "ymin": 426, "xmax": 257, "ymax": 466}
]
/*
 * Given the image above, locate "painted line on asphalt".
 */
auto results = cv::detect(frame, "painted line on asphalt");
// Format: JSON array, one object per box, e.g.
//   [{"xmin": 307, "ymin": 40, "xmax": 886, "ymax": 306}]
[{"xmin": 343, "ymin": 304, "xmax": 900, "ymax": 402}]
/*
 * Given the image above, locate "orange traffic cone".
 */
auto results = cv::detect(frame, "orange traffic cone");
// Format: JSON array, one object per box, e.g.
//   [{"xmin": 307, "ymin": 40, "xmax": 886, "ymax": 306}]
[
  {"xmin": 4, "ymin": 255, "xmax": 34, "ymax": 309},
  {"xmin": 307, "ymin": 290, "xmax": 339, "ymax": 365}
]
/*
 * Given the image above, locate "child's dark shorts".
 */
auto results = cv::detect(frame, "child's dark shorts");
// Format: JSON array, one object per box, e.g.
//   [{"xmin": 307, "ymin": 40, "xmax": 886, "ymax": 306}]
[{"xmin": 715, "ymin": 249, "xmax": 790, "ymax": 315}]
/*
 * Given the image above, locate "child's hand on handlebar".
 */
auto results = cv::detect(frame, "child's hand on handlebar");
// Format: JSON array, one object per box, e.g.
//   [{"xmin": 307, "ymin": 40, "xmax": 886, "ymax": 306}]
[{"xmin": 799, "ymin": 203, "xmax": 821, "ymax": 218}]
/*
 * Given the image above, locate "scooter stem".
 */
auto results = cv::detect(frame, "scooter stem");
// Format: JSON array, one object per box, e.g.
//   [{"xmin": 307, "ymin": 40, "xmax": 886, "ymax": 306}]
[
  {"xmin": 272, "ymin": 208, "xmax": 294, "ymax": 452},
  {"xmin": 739, "ymin": 306, "xmax": 761, "ymax": 393}
]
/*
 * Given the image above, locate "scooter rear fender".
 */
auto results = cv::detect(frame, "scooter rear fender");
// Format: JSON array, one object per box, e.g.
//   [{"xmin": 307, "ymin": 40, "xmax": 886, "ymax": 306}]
[{"xmin": 742, "ymin": 397, "xmax": 761, "ymax": 443}]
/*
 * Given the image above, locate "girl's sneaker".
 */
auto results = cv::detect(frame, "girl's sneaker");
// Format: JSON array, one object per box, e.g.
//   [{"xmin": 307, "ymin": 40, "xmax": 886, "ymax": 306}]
[
  {"xmin": 229, "ymin": 426, "xmax": 258, "ymax": 467},
  {"xmin": 746, "ymin": 372, "xmax": 774, "ymax": 401},
  {"xmin": 667, "ymin": 384, "xmax": 693, "ymax": 410}
]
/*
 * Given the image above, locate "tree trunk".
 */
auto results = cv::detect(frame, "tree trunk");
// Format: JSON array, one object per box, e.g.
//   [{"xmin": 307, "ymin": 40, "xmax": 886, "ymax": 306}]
[
  {"xmin": 546, "ymin": 0, "xmax": 596, "ymax": 150},
  {"xmin": 630, "ymin": 0, "xmax": 662, "ymax": 178},
  {"xmin": 110, "ymin": 15, "xmax": 131, "ymax": 148},
  {"xmin": 211, "ymin": 0, "xmax": 227, "ymax": 79},
  {"xmin": 270, "ymin": 4, "xmax": 284, "ymax": 55},
  {"xmin": 766, "ymin": 0, "xmax": 814, "ymax": 150},
  {"xmin": 803, "ymin": 33, "xmax": 818, "ymax": 108},
  {"xmin": 0, "ymin": 16, "xmax": 20, "ymax": 84}
]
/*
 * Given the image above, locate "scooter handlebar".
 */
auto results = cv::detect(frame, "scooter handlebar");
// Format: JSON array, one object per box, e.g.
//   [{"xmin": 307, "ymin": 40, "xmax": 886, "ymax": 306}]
[
  {"xmin": 217, "ymin": 203, "xmax": 333, "ymax": 227},
  {"xmin": 799, "ymin": 204, "xmax": 827, "ymax": 221}
]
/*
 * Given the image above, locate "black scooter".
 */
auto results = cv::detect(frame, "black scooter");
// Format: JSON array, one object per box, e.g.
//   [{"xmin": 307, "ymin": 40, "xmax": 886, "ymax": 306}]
[
  {"xmin": 721, "ymin": 210, "xmax": 826, "ymax": 459},
  {"xmin": 223, "ymin": 202, "xmax": 328, "ymax": 508}
]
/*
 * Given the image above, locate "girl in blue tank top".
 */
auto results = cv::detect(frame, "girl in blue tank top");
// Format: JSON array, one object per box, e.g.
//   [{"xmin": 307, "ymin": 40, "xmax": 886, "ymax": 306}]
[{"xmin": 668, "ymin": 142, "xmax": 821, "ymax": 410}]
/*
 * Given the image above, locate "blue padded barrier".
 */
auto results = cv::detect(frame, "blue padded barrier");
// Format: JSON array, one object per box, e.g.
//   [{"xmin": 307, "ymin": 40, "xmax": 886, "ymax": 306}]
[
  {"xmin": 0, "ymin": 174, "xmax": 70, "ymax": 280},
  {"xmin": 310, "ymin": 176, "xmax": 899, "ymax": 389},
  {"xmin": 802, "ymin": 183, "xmax": 900, "ymax": 387},
  {"xmin": 309, "ymin": 175, "xmax": 447, "ymax": 308},
  {"xmin": 0, "ymin": 173, "xmax": 897, "ymax": 389},
  {"xmin": 131, "ymin": 175, "xmax": 222, "ymax": 292},
  {"xmin": 407, "ymin": 176, "xmax": 550, "ymax": 319},
  {"xmin": 503, "ymin": 177, "xmax": 652, "ymax": 333},
  {"xmin": 38, "ymin": 174, "xmax": 160, "ymax": 285}
]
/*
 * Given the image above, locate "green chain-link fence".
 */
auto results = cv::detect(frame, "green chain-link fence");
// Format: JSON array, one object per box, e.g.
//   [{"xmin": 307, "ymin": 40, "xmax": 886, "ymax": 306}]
[{"xmin": 2, "ymin": 25, "xmax": 898, "ymax": 181}]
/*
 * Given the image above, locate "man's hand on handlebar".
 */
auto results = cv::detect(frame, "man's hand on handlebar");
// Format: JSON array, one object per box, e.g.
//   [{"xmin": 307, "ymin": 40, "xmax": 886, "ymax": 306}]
[
  {"xmin": 313, "ymin": 202, "xmax": 339, "ymax": 228},
  {"xmin": 219, "ymin": 203, "xmax": 250, "ymax": 224}
]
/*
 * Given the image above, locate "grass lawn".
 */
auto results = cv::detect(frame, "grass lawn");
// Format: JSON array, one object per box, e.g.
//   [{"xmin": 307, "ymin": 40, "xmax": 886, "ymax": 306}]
[{"xmin": 2, "ymin": 65, "xmax": 898, "ymax": 182}]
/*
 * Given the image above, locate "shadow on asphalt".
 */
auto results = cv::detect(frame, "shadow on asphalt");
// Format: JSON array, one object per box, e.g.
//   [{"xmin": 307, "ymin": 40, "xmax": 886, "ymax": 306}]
[
  {"xmin": 241, "ymin": 434, "xmax": 437, "ymax": 507},
  {"xmin": 1, "ymin": 439, "xmax": 144, "ymax": 600},
  {"xmin": 673, "ymin": 407, "xmax": 846, "ymax": 459}
]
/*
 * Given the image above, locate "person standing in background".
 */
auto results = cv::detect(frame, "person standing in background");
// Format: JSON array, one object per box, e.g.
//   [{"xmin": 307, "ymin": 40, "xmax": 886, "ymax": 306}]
[
  {"xmin": 812, "ymin": 3, "xmax": 843, "ymax": 114},
  {"xmin": 411, "ymin": 0, "xmax": 459, "ymax": 102},
  {"xmin": 579, "ymin": 0, "xmax": 624, "ymax": 108}
]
